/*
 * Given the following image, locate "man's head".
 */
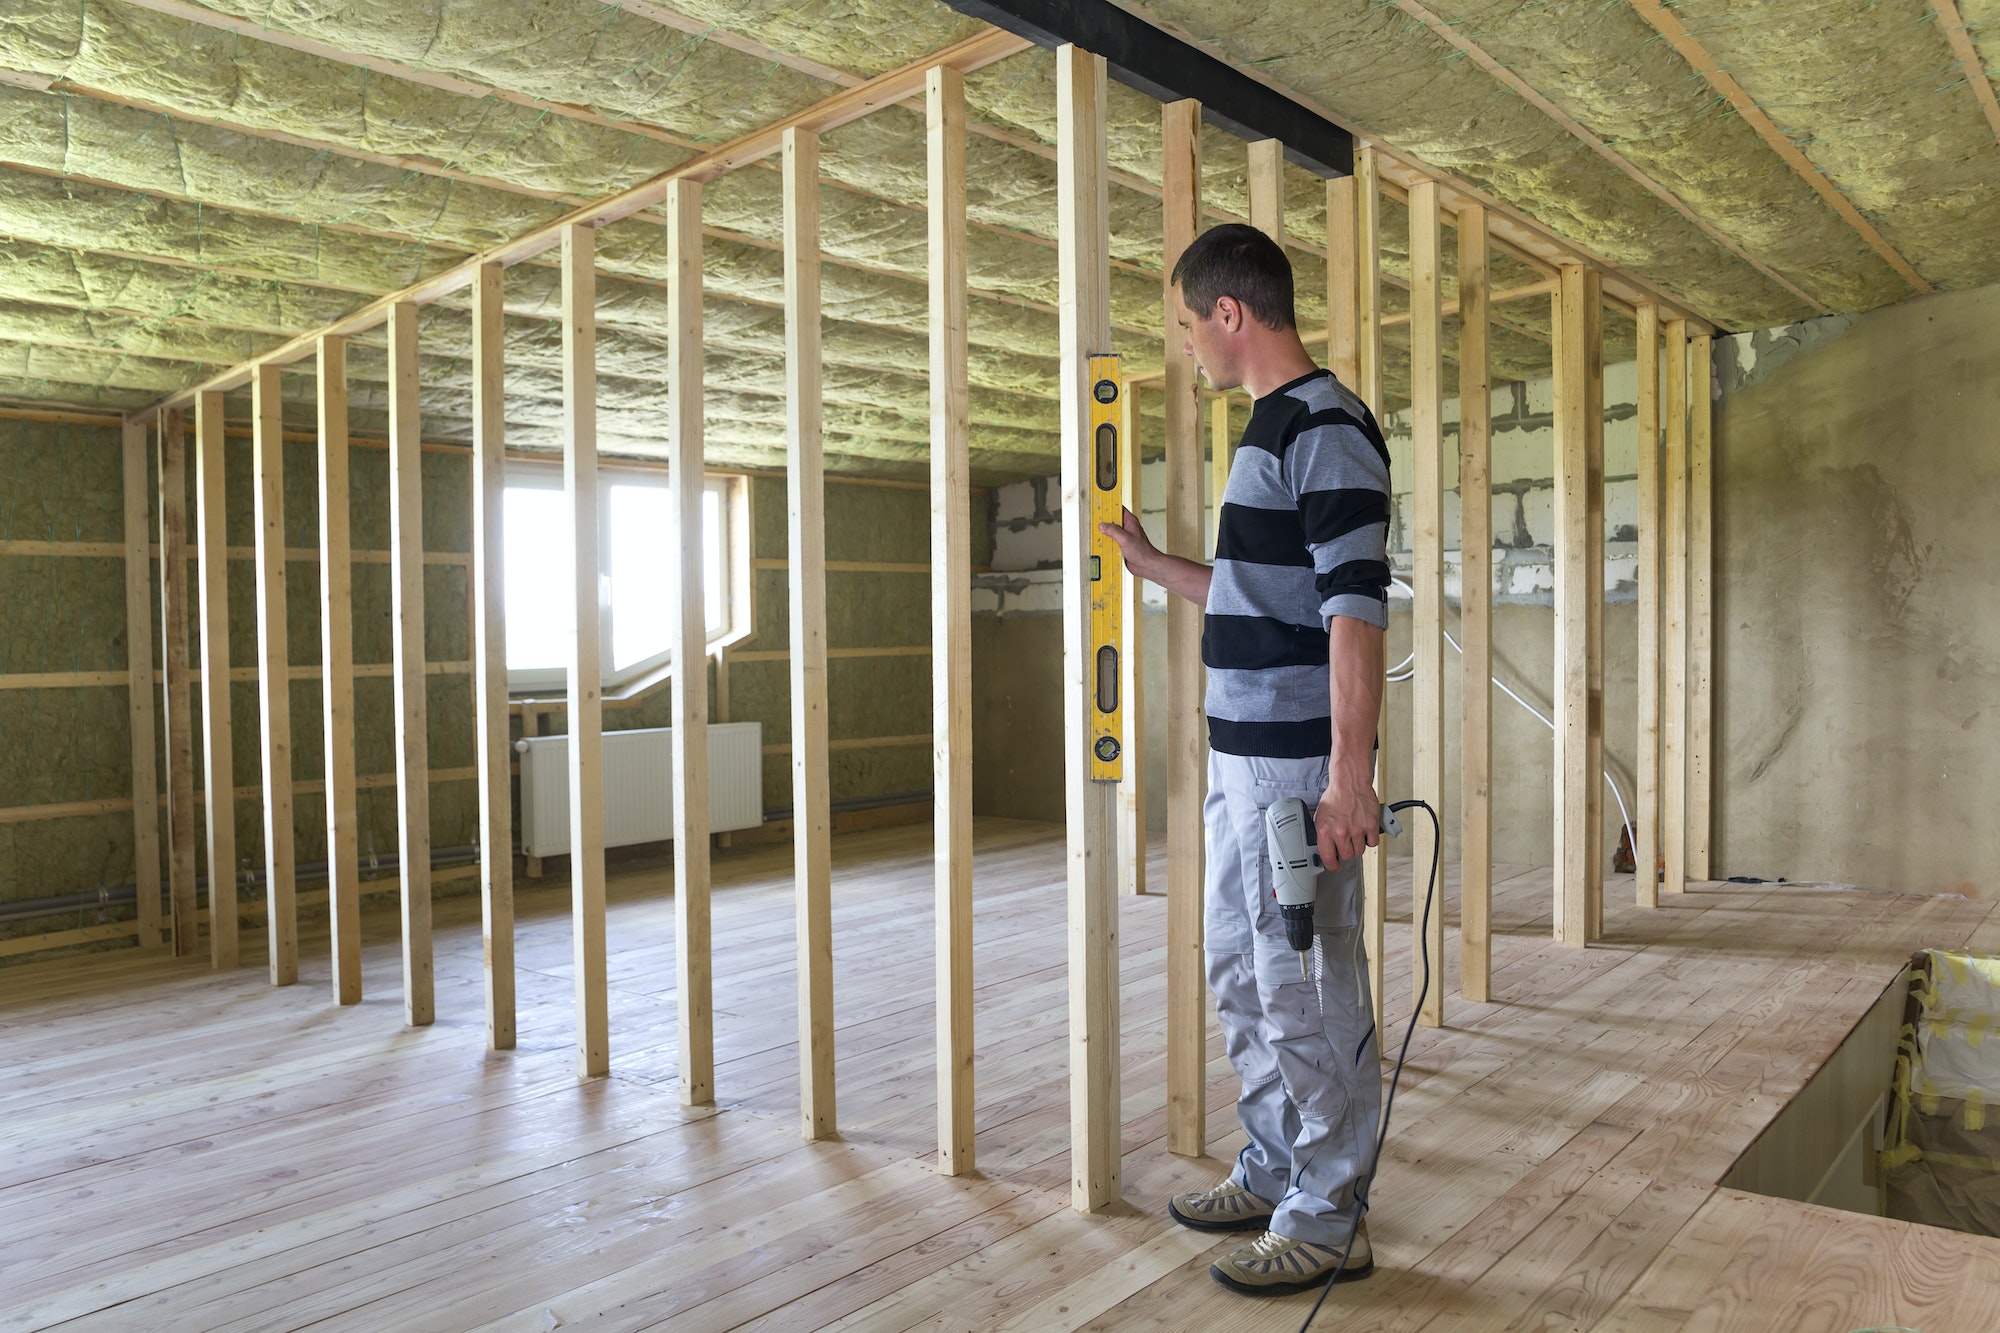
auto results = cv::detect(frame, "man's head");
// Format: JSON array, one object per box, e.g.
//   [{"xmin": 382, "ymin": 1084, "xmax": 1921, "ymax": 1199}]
[{"xmin": 1170, "ymin": 223, "xmax": 1300, "ymax": 393}]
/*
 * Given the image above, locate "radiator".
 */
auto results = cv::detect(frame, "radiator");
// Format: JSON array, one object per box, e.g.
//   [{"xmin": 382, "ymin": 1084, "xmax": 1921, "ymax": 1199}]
[{"xmin": 515, "ymin": 721, "xmax": 763, "ymax": 857}]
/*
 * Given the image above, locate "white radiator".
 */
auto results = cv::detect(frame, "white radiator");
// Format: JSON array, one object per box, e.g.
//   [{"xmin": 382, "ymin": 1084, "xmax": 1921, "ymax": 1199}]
[{"xmin": 515, "ymin": 722, "xmax": 763, "ymax": 857}]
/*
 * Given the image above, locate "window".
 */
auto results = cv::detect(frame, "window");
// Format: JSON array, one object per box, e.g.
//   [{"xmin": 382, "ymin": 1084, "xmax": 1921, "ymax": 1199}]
[{"xmin": 503, "ymin": 465, "xmax": 747, "ymax": 694}]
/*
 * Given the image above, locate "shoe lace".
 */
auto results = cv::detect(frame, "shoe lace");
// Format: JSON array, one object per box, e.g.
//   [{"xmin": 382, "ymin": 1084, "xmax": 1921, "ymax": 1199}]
[{"xmin": 1248, "ymin": 1231, "xmax": 1294, "ymax": 1260}]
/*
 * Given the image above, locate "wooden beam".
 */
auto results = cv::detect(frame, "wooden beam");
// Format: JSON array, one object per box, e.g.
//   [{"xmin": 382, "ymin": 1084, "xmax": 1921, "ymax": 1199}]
[
  {"xmin": 1930, "ymin": 0, "xmax": 2000, "ymax": 145},
  {"xmin": 1208, "ymin": 395, "xmax": 1230, "ymax": 558},
  {"xmin": 561, "ymin": 226, "xmax": 609, "ymax": 1078},
  {"xmin": 157, "ymin": 407, "xmax": 197, "ymax": 956},
  {"xmin": 1634, "ymin": 302, "xmax": 1662, "ymax": 910},
  {"xmin": 251, "ymin": 364, "xmax": 297, "ymax": 986},
  {"xmin": 1408, "ymin": 179, "xmax": 1445, "ymax": 1027},
  {"xmin": 1058, "ymin": 42, "xmax": 1120, "ymax": 1215},
  {"xmin": 387, "ymin": 302, "xmax": 433, "ymax": 1025},
  {"xmin": 1118, "ymin": 377, "xmax": 1147, "ymax": 899},
  {"xmin": 1456, "ymin": 205, "xmax": 1493, "ymax": 1003},
  {"xmin": 1160, "ymin": 96, "xmax": 1206, "ymax": 1161},
  {"xmin": 1247, "ymin": 138, "xmax": 1284, "ymax": 245},
  {"xmin": 928, "ymin": 68, "xmax": 976, "ymax": 1175},
  {"xmin": 785, "ymin": 126, "xmax": 836, "ymax": 1142},
  {"xmin": 193, "ymin": 391, "xmax": 237, "ymax": 971},
  {"xmin": 1687, "ymin": 333, "xmax": 1714, "ymax": 882},
  {"xmin": 668, "ymin": 178, "xmax": 715, "ymax": 1107},
  {"xmin": 1326, "ymin": 176, "xmax": 1358, "ymax": 387},
  {"xmin": 316, "ymin": 335, "xmax": 362, "ymax": 1004},
  {"xmin": 1551, "ymin": 266, "xmax": 1602, "ymax": 946},
  {"xmin": 1354, "ymin": 144, "xmax": 1388, "ymax": 1018},
  {"xmin": 1584, "ymin": 272, "xmax": 1606, "ymax": 943},
  {"xmin": 472, "ymin": 265, "xmax": 516, "ymax": 1051},
  {"xmin": 1661, "ymin": 319, "xmax": 1689, "ymax": 897},
  {"xmin": 122, "ymin": 417, "xmax": 162, "ymax": 950}
]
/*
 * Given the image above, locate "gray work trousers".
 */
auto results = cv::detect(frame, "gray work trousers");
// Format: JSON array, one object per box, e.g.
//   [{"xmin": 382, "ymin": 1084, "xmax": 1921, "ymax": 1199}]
[{"xmin": 1205, "ymin": 750, "xmax": 1381, "ymax": 1246}]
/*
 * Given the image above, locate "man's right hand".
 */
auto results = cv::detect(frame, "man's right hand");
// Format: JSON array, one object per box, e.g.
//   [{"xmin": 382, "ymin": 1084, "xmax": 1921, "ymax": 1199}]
[
  {"xmin": 1097, "ymin": 507, "xmax": 1214, "ymax": 609},
  {"xmin": 1097, "ymin": 506, "xmax": 1158, "ymax": 579}
]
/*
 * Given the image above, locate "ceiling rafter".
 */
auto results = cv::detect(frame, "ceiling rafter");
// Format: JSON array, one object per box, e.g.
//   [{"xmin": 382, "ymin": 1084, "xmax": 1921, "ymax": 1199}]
[
  {"xmin": 1390, "ymin": 0, "xmax": 1828, "ymax": 315},
  {"xmin": 1627, "ymin": 0, "xmax": 1933, "ymax": 295},
  {"xmin": 1926, "ymin": 0, "xmax": 2000, "ymax": 145}
]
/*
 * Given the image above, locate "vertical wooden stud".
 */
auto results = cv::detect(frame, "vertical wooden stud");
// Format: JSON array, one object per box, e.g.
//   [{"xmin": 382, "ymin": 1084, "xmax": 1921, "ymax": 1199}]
[
  {"xmin": 1687, "ymin": 334, "xmax": 1714, "ymax": 882},
  {"xmin": 252, "ymin": 365, "xmax": 296, "ymax": 985},
  {"xmin": 1354, "ymin": 145, "xmax": 1388, "ymax": 1018},
  {"xmin": 473, "ymin": 264, "xmax": 516, "ymax": 1050},
  {"xmin": 1661, "ymin": 320, "xmax": 1689, "ymax": 897},
  {"xmin": 668, "ymin": 178, "xmax": 715, "ymax": 1106},
  {"xmin": 158, "ymin": 408, "xmax": 197, "ymax": 956},
  {"xmin": 1408, "ymin": 179, "xmax": 1445, "ymax": 1027},
  {"xmin": 1326, "ymin": 176, "xmax": 1358, "ymax": 387},
  {"xmin": 1634, "ymin": 303, "xmax": 1662, "ymax": 909},
  {"xmin": 1118, "ymin": 379, "xmax": 1146, "ymax": 898},
  {"xmin": 1058, "ymin": 42, "xmax": 1120, "ymax": 1214},
  {"xmin": 562, "ymin": 227, "xmax": 608, "ymax": 1077},
  {"xmin": 317, "ymin": 336, "xmax": 361, "ymax": 1004},
  {"xmin": 928, "ymin": 71, "xmax": 975, "ymax": 1173},
  {"xmin": 1161, "ymin": 96, "xmax": 1206, "ymax": 1159},
  {"xmin": 194, "ymin": 390, "xmax": 237, "ymax": 970},
  {"xmin": 1457, "ymin": 205, "xmax": 1493, "ymax": 1001},
  {"xmin": 388, "ymin": 302, "xmax": 433, "ymax": 1025},
  {"xmin": 123, "ymin": 417, "xmax": 162, "ymax": 948},
  {"xmin": 1584, "ymin": 281, "xmax": 1606, "ymax": 943},
  {"xmin": 1247, "ymin": 138, "xmax": 1285, "ymax": 245},
  {"xmin": 1551, "ymin": 265, "xmax": 1602, "ymax": 947}
]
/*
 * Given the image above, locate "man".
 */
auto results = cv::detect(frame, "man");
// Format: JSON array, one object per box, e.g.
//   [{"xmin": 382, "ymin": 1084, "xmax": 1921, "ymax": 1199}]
[{"xmin": 1100, "ymin": 222, "xmax": 1390, "ymax": 1297}]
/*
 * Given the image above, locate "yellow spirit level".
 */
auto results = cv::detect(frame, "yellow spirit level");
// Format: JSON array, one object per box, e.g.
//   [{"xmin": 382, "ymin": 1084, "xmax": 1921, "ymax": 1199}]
[{"xmin": 1087, "ymin": 355, "xmax": 1123, "ymax": 783}]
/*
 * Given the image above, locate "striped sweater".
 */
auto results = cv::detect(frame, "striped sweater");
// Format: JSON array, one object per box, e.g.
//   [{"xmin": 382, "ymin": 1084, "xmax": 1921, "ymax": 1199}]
[{"xmin": 1203, "ymin": 368, "xmax": 1392, "ymax": 759}]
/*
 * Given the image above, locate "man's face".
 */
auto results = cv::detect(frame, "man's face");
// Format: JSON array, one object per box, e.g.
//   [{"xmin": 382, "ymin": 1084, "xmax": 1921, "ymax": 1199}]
[{"xmin": 1174, "ymin": 283, "xmax": 1240, "ymax": 392}]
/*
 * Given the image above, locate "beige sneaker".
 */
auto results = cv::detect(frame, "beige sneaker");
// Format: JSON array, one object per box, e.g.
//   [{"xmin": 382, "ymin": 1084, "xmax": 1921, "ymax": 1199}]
[
  {"xmin": 1167, "ymin": 1178, "xmax": 1275, "ymax": 1232},
  {"xmin": 1210, "ymin": 1225, "xmax": 1373, "ymax": 1297}
]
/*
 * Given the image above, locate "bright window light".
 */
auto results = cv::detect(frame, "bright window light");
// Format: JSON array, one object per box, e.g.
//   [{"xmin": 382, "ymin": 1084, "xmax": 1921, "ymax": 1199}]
[
  {"xmin": 503, "ymin": 486, "xmax": 571, "ymax": 674},
  {"xmin": 609, "ymin": 484, "xmax": 674, "ymax": 671}
]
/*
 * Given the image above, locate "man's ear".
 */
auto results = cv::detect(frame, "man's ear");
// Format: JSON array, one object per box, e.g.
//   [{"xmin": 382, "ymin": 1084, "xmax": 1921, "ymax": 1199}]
[{"xmin": 1214, "ymin": 294, "xmax": 1243, "ymax": 334}]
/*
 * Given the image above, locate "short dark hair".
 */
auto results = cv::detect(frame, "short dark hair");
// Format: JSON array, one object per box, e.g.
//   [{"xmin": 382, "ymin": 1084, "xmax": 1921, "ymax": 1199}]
[{"xmin": 1170, "ymin": 223, "xmax": 1296, "ymax": 331}]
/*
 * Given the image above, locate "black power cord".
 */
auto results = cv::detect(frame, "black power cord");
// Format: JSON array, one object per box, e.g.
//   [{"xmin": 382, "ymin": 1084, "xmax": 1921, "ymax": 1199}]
[{"xmin": 1296, "ymin": 798, "xmax": 1441, "ymax": 1333}]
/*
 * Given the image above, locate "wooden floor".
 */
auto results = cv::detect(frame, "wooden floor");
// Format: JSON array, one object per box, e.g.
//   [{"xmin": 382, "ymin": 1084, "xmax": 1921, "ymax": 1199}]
[{"xmin": 6, "ymin": 817, "xmax": 2000, "ymax": 1331}]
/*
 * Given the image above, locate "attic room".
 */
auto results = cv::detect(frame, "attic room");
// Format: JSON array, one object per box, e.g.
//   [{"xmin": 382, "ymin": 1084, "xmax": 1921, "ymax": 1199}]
[{"xmin": 3, "ymin": 0, "xmax": 1999, "ymax": 1327}]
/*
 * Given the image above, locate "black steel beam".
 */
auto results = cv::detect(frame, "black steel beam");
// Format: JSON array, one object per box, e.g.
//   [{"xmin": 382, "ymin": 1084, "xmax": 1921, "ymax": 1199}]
[{"xmin": 940, "ymin": 0, "xmax": 1354, "ymax": 178}]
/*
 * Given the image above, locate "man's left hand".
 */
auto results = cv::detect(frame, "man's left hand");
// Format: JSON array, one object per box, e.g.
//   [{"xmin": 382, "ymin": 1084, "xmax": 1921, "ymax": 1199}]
[{"xmin": 1315, "ymin": 771, "xmax": 1382, "ymax": 867}]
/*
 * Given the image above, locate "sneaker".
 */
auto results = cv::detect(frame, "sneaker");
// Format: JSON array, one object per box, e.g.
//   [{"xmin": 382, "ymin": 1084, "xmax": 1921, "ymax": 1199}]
[
  {"xmin": 1210, "ymin": 1226, "xmax": 1373, "ymax": 1297},
  {"xmin": 1168, "ymin": 1178, "xmax": 1275, "ymax": 1232}
]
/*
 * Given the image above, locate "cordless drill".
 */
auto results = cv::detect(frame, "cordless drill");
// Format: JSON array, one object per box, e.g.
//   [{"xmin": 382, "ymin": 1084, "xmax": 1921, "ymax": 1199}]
[{"xmin": 1265, "ymin": 797, "xmax": 1404, "ymax": 979}]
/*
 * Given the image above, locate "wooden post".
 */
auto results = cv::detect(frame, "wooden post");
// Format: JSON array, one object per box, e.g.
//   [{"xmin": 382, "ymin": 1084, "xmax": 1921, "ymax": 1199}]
[
  {"xmin": 928, "ymin": 69, "xmax": 975, "ymax": 1174},
  {"xmin": 1161, "ymin": 96, "xmax": 1206, "ymax": 1160},
  {"xmin": 1661, "ymin": 319, "xmax": 1689, "ymax": 897},
  {"xmin": 252, "ymin": 365, "xmax": 297, "ymax": 986},
  {"xmin": 317, "ymin": 336, "xmax": 362, "ymax": 1004},
  {"xmin": 1551, "ymin": 265, "xmax": 1603, "ymax": 947},
  {"xmin": 1326, "ymin": 176, "xmax": 1358, "ymax": 387},
  {"xmin": 388, "ymin": 302, "xmax": 433, "ymax": 1025},
  {"xmin": 786, "ymin": 126, "xmax": 835, "ymax": 1141},
  {"xmin": 1687, "ymin": 333, "xmax": 1714, "ymax": 882},
  {"xmin": 158, "ymin": 408, "xmax": 197, "ymax": 956},
  {"xmin": 1354, "ymin": 145, "xmax": 1388, "ymax": 1017},
  {"xmin": 668, "ymin": 177, "xmax": 715, "ymax": 1106},
  {"xmin": 1247, "ymin": 138, "xmax": 1284, "ymax": 245},
  {"xmin": 1457, "ymin": 205, "xmax": 1493, "ymax": 1001},
  {"xmin": 472, "ymin": 264, "xmax": 516, "ymax": 1050},
  {"xmin": 562, "ymin": 226, "xmax": 608, "ymax": 1078},
  {"xmin": 123, "ymin": 417, "xmax": 162, "ymax": 949},
  {"xmin": 1585, "ymin": 279, "xmax": 1606, "ymax": 943},
  {"xmin": 1408, "ymin": 179, "xmax": 1445, "ymax": 1027},
  {"xmin": 1634, "ymin": 303, "xmax": 1662, "ymax": 909},
  {"xmin": 194, "ymin": 390, "xmax": 237, "ymax": 970},
  {"xmin": 1118, "ymin": 378, "xmax": 1147, "ymax": 898},
  {"xmin": 1058, "ymin": 42, "xmax": 1120, "ymax": 1214}
]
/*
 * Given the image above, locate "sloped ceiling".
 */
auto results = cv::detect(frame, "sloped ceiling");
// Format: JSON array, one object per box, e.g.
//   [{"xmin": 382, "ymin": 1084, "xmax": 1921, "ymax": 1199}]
[{"xmin": 0, "ymin": 0, "xmax": 1993, "ymax": 482}]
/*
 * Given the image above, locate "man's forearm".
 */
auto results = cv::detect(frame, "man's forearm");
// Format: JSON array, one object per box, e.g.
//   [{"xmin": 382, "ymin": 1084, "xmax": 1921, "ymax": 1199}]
[
  {"xmin": 1136, "ymin": 551, "xmax": 1213, "ymax": 608},
  {"xmin": 1328, "ymin": 616, "xmax": 1385, "ymax": 786}
]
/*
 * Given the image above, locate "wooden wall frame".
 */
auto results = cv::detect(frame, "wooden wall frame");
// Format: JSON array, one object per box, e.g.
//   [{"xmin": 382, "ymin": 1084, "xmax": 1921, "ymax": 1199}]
[
  {"xmin": 317, "ymin": 335, "xmax": 363, "ymax": 1004},
  {"xmin": 194, "ymin": 390, "xmax": 237, "ymax": 971},
  {"xmin": 388, "ymin": 302, "xmax": 434, "ymax": 1024},
  {"xmin": 472, "ymin": 264, "xmax": 517, "ymax": 1051},
  {"xmin": 251, "ymin": 364, "xmax": 298, "ymax": 986}
]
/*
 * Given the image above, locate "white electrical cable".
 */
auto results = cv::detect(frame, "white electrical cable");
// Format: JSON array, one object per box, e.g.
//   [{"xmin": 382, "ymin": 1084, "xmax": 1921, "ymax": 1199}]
[{"xmin": 1381, "ymin": 576, "xmax": 1637, "ymax": 863}]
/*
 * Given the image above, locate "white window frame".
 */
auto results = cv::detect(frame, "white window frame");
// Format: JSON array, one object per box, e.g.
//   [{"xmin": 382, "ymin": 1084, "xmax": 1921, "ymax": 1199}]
[{"xmin": 503, "ymin": 464, "xmax": 752, "ymax": 696}]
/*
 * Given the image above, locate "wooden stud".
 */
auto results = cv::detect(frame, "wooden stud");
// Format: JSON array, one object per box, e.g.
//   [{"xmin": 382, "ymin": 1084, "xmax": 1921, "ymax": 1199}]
[
  {"xmin": 668, "ymin": 178, "xmax": 715, "ymax": 1106},
  {"xmin": 1551, "ymin": 265, "xmax": 1602, "ymax": 947},
  {"xmin": 927, "ymin": 69, "xmax": 975, "ymax": 1174},
  {"xmin": 1457, "ymin": 205, "xmax": 1493, "ymax": 1003},
  {"xmin": 1057, "ymin": 42, "xmax": 1120, "ymax": 1214},
  {"xmin": 1247, "ymin": 138, "xmax": 1284, "ymax": 245},
  {"xmin": 194, "ymin": 391, "xmax": 237, "ymax": 970},
  {"xmin": 1326, "ymin": 176, "xmax": 1358, "ymax": 387},
  {"xmin": 122, "ymin": 417, "xmax": 163, "ymax": 949},
  {"xmin": 472, "ymin": 264, "xmax": 516, "ymax": 1051},
  {"xmin": 158, "ymin": 408, "xmax": 197, "ymax": 956},
  {"xmin": 1662, "ymin": 319, "xmax": 1689, "ymax": 897},
  {"xmin": 1408, "ymin": 179, "xmax": 1445, "ymax": 1027},
  {"xmin": 387, "ymin": 302, "xmax": 433, "ymax": 1025},
  {"xmin": 1354, "ymin": 145, "xmax": 1388, "ymax": 1018},
  {"xmin": 1634, "ymin": 303, "xmax": 1662, "ymax": 910},
  {"xmin": 1585, "ymin": 280, "xmax": 1607, "ymax": 943},
  {"xmin": 1687, "ymin": 333, "xmax": 1714, "ymax": 882},
  {"xmin": 785, "ymin": 126, "xmax": 836, "ymax": 1141},
  {"xmin": 1117, "ymin": 378, "xmax": 1146, "ymax": 898},
  {"xmin": 1208, "ymin": 395, "xmax": 1230, "ymax": 557},
  {"xmin": 562, "ymin": 226, "xmax": 609, "ymax": 1078},
  {"xmin": 317, "ymin": 336, "xmax": 362, "ymax": 1004},
  {"xmin": 252, "ymin": 365, "xmax": 297, "ymax": 986},
  {"xmin": 1160, "ymin": 96, "xmax": 1206, "ymax": 1160}
]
